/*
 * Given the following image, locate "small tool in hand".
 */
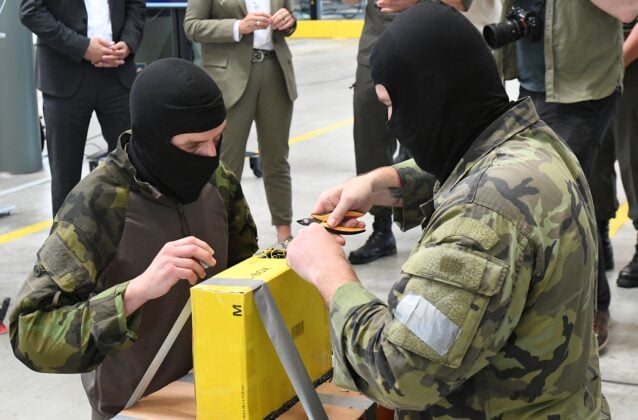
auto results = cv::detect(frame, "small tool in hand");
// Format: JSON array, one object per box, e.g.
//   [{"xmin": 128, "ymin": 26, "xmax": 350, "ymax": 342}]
[{"xmin": 297, "ymin": 210, "xmax": 366, "ymax": 235}]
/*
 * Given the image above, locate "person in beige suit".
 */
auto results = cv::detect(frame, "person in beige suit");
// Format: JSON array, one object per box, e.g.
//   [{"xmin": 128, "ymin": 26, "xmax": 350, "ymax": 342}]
[{"xmin": 184, "ymin": 0, "xmax": 297, "ymax": 247}]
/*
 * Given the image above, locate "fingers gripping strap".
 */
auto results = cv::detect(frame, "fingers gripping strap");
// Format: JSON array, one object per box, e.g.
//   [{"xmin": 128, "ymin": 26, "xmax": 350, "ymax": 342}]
[{"xmin": 126, "ymin": 299, "xmax": 193, "ymax": 408}]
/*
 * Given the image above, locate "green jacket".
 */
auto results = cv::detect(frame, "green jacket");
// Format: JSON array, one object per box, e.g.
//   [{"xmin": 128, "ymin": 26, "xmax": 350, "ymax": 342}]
[
  {"xmin": 330, "ymin": 98, "xmax": 607, "ymax": 419},
  {"xmin": 357, "ymin": 0, "xmax": 397, "ymax": 66},
  {"xmin": 9, "ymin": 135, "xmax": 258, "ymax": 417},
  {"xmin": 491, "ymin": 0, "xmax": 623, "ymax": 103}
]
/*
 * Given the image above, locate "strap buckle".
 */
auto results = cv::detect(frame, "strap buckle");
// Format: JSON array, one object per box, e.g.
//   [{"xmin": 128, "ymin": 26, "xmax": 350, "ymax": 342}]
[{"xmin": 251, "ymin": 50, "xmax": 265, "ymax": 62}]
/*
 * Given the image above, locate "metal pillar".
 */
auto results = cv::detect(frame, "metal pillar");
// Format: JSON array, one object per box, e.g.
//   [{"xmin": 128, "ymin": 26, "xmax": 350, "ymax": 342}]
[
  {"xmin": 0, "ymin": 0, "xmax": 42, "ymax": 174},
  {"xmin": 310, "ymin": 0, "xmax": 323, "ymax": 20}
]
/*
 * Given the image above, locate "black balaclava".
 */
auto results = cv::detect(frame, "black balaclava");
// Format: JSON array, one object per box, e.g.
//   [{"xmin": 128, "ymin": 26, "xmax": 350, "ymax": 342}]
[
  {"xmin": 128, "ymin": 58, "xmax": 226, "ymax": 204},
  {"xmin": 370, "ymin": 1, "xmax": 511, "ymax": 182}
]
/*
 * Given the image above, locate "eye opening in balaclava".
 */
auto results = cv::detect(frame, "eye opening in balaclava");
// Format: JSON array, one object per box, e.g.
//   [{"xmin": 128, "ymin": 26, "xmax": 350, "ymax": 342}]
[
  {"xmin": 370, "ymin": 1, "xmax": 511, "ymax": 182},
  {"xmin": 128, "ymin": 58, "xmax": 227, "ymax": 204}
]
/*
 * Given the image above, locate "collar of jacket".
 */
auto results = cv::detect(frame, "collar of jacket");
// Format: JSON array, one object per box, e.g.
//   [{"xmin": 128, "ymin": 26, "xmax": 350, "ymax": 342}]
[{"xmin": 437, "ymin": 97, "xmax": 540, "ymax": 195}]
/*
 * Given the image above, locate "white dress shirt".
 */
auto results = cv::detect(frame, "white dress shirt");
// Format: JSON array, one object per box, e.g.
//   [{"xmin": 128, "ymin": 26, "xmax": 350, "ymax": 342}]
[
  {"xmin": 233, "ymin": 0, "xmax": 274, "ymax": 50},
  {"xmin": 85, "ymin": 0, "xmax": 113, "ymax": 42}
]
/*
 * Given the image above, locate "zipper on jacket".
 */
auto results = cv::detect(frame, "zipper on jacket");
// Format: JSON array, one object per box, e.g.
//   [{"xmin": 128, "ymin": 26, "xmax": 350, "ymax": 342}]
[{"xmin": 175, "ymin": 204, "xmax": 191, "ymax": 237}]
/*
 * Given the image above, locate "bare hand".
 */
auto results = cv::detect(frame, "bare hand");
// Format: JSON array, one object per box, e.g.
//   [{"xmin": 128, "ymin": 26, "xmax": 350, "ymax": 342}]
[
  {"xmin": 286, "ymin": 224, "xmax": 358, "ymax": 305},
  {"xmin": 270, "ymin": 8, "xmax": 295, "ymax": 31},
  {"xmin": 95, "ymin": 41, "xmax": 130, "ymax": 68},
  {"xmin": 375, "ymin": 0, "xmax": 417, "ymax": 13},
  {"xmin": 312, "ymin": 176, "xmax": 375, "ymax": 228},
  {"xmin": 239, "ymin": 12, "xmax": 272, "ymax": 34},
  {"xmin": 124, "ymin": 236, "xmax": 216, "ymax": 315},
  {"xmin": 83, "ymin": 37, "xmax": 115, "ymax": 64}
]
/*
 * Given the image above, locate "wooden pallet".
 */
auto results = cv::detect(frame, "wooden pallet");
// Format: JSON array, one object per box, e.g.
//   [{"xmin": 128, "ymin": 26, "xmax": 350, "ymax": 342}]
[{"xmin": 115, "ymin": 372, "xmax": 386, "ymax": 419}]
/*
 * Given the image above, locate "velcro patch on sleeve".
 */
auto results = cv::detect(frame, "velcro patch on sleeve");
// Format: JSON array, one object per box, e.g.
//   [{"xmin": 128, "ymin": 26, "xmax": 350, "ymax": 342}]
[
  {"xmin": 429, "ymin": 217, "xmax": 500, "ymax": 251},
  {"xmin": 394, "ymin": 293, "xmax": 460, "ymax": 356},
  {"xmin": 390, "ymin": 245, "xmax": 508, "ymax": 368},
  {"xmin": 402, "ymin": 245, "xmax": 506, "ymax": 296},
  {"xmin": 39, "ymin": 232, "xmax": 92, "ymax": 293}
]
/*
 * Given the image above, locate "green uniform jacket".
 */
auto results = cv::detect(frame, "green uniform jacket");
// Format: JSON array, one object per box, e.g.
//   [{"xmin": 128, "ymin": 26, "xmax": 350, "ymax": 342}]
[
  {"xmin": 330, "ymin": 98, "xmax": 607, "ymax": 419},
  {"xmin": 356, "ymin": 0, "xmax": 397, "ymax": 66},
  {"xmin": 9, "ymin": 134, "xmax": 258, "ymax": 416}
]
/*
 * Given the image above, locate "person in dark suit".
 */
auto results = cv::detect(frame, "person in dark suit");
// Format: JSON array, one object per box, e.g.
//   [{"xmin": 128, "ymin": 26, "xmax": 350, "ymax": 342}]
[{"xmin": 19, "ymin": 0, "xmax": 146, "ymax": 216}]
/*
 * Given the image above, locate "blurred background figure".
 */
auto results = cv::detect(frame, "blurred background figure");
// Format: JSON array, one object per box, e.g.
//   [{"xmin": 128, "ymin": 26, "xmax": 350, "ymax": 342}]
[
  {"xmin": 184, "ymin": 0, "xmax": 298, "ymax": 247},
  {"xmin": 591, "ymin": 21, "xmax": 638, "ymax": 288},
  {"xmin": 19, "ymin": 0, "xmax": 145, "ymax": 216},
  {"xmin": 481, "ymin": 0, "xmax": 627, "ymax": 350}
]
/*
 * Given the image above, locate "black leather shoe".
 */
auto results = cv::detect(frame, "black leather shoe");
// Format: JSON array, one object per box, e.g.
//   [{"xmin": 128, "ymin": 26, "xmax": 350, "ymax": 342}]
[
  {"xmin": 349, "ymin": 224, "xmax": 396, "ymax": 265},
  {"xmin": 617, "ymin": 247, "xmax": 638, "ymax": 288},
  {"xmin": 598, "ymin": 219, "xmax": 614, "ymax": 271}
]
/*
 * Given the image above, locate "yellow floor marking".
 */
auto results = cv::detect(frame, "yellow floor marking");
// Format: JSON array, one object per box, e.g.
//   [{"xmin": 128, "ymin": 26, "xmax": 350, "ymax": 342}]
[
  {"xmin": 610, "ymin": 201, "xmax": 630, "ymax": 238},
  {"xmin": 0, "ymin": 219, "xmax": 52, "ymax": 245}
]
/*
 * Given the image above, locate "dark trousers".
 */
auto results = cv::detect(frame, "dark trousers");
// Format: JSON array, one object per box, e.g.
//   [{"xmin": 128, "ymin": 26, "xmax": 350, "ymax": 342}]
[
  {"xmin": 519, "ymin": 87, "xmax": 621, "ymax": 311},
  {"xmin": 591, "ymin": 129, "xmax": 618, "ymax": 221},
  {"xmin": 592, "ymin": 60, "xmax": 638, "ymax": 230},
  {"xmin": 615, "ymin": 61, "xmax": 638, "ymax": 229},
  {"xmin": 43, "ymin": 68, "xmax": 131, "ymax": 216},
  {"xmin": 353, "ymin": 63, "xmax": 396, "ymax": 220}
]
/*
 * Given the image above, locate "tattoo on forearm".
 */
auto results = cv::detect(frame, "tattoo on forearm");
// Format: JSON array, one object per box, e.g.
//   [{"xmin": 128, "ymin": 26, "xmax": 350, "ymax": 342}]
[{"xmin": 388, "ymin": 186, "xmax": 403, "ymax": 199}]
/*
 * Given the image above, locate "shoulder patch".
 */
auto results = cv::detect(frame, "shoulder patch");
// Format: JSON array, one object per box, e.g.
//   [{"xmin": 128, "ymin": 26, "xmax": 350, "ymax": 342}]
[
  {"xmin": 391, "ymin": 246, "xmax": 508, "ymax": 368},
  {"xmin": 430, "ymin": 217, "xmax": 500, "ymax": 251},
  {"xmin": 402, "ymin": 245, "xmax": 507, "ymax": 295}
]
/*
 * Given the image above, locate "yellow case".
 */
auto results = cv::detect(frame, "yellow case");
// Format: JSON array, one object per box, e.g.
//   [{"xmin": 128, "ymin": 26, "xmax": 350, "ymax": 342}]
[{"xmin": 191, "ymin": 254, "xmax": 332, "ymax": 419}]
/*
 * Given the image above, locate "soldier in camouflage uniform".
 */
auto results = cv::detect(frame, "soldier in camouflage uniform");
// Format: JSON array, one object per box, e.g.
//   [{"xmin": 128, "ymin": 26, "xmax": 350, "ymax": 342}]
[
  {"xmin": 286, "ymin": 3, "xmax": 607, "ymax": 418},
  {"xmin": 9, "ymin": 59, "xmax": 258, "ymax": 418}
]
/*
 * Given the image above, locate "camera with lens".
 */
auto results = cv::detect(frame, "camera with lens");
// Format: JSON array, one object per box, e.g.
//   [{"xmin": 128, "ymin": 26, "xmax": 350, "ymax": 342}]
[{"xmin": 483, "ymin": 8, "xmax": 543, "ymax": 49}]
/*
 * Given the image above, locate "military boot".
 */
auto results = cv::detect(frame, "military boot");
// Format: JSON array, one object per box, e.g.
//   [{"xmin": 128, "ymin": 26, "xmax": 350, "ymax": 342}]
[
  {"xmin": 348, "ymin": 216, "xmax": 396, "ymax": 265},
  {"xmin": 617, "ymin": 235, "xmax": 638, "ymax": 288},
  {"xmin": 598, "ymin": 219, "xmax": 614, "ymax": 271}
]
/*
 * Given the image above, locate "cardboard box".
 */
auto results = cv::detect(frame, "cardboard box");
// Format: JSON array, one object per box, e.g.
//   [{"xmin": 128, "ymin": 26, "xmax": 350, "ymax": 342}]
[{"xmin": 191, "ymin": 254, "xmax": 332, "ymax": 419}]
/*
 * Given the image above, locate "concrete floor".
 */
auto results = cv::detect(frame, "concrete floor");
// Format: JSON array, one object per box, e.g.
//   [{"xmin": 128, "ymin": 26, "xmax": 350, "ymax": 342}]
[{"xmin": 1, "ymin": 39, "xmax": 637, "ymax": 419}]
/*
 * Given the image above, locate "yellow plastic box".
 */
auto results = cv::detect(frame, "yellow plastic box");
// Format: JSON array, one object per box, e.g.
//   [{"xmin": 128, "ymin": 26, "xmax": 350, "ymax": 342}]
[{"xmin": 191, "ymin": 254, "xmax": 332, "ymax": 419}]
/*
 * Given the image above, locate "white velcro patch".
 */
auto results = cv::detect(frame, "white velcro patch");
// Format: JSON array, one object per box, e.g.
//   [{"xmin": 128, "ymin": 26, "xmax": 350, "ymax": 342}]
[{"xmin": 394, "ymin": 293, "xmax": 461, "ymax": 356}]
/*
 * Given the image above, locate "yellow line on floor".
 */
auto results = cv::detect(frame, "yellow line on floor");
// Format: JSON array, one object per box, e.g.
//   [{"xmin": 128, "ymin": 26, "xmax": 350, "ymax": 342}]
[
  {"xmin": 289, "ymin": 117, "xmax": 353, "ymax": 145},
  {"xmin": 0, "ymin": 219, "xmax": 52, "ymax": 245},
  {"xmin": 610, "ymin": 201, "xmax": 630, "ymax": 238},
  {"xmin": 0, "ymin": 118, "xmax": 355, "ymax": 246}
]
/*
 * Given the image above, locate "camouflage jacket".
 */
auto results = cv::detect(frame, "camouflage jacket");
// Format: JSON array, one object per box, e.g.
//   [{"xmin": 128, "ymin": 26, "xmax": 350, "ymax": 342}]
[
  {"xmin": 9, "ymin": 134, "xmax": 258, "ymax": 416},
  {"xmin": 330, "ymin": 98, "xmax": 607, "ymax": 419}
]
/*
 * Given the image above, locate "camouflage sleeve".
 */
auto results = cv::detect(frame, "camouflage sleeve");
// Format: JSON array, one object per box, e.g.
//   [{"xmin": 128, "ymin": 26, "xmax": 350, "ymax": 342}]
[
  {"xmin": 330, "ymin": 204, "xmax": 532, "ymax": 409},
  {"xmin": 392, "ymin": 159, "xmax": 437, "ymax": 231},
  {"xmin": 213, "ymin": 163, "xmax": 259, "ymax": 266},
  {"xmin": 9, "ymin": 171, "xmax": 142, "ymax": 373},
  {"xmin": 9, "ymin": 220, "xmax": 141, "ymax": 373}
]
